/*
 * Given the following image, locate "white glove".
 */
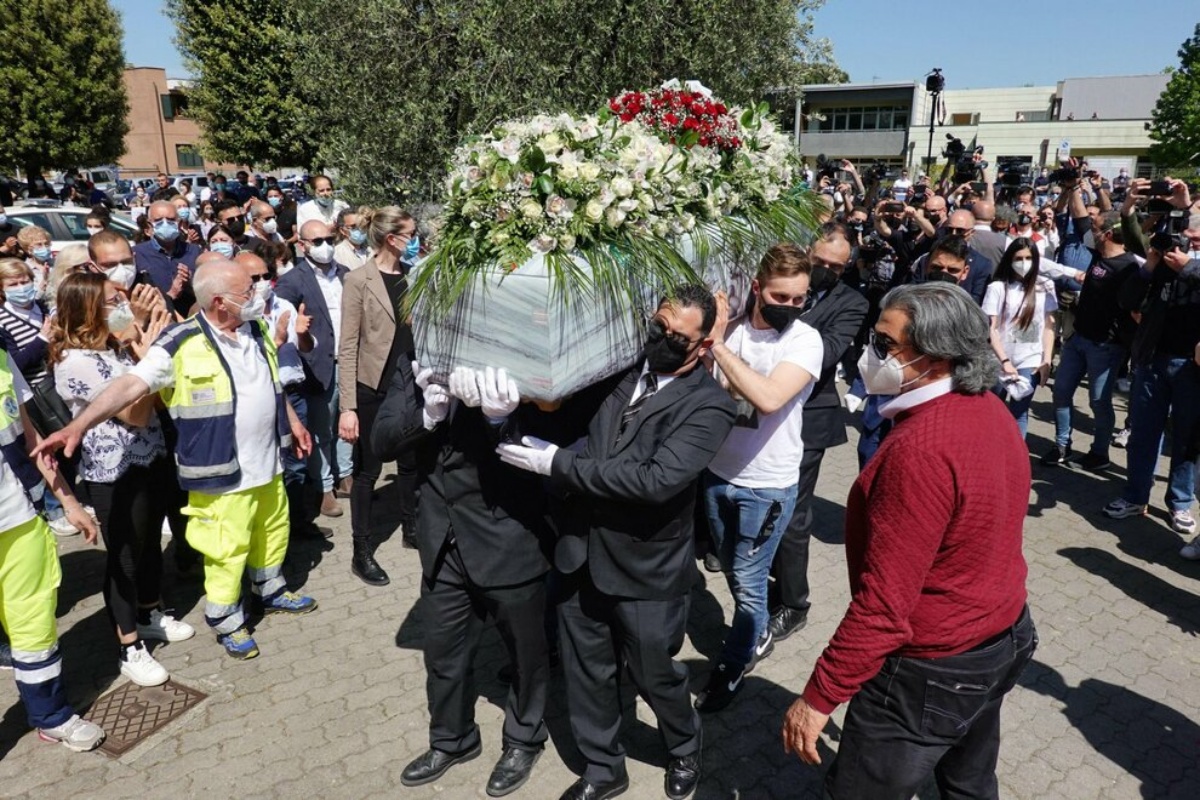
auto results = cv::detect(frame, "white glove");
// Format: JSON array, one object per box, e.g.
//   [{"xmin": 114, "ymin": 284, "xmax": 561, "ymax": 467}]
[
  {"xmin": 496, "ymin": 435, "xmax": 559, "ymax": 476},
  {"xmin": 478, "ymin": 366, "xmax": 520, "ymax": 421},
  {"xmin": 412, "ymin": 360, "xmax": 435, "ymax": 391},
  {"xmin": 422, "ymin": 384, "xmax": 451, "ymax": 430},
  {"xmin": 448, "ymin": 366, "xmax": 481, "ymax": 407}
]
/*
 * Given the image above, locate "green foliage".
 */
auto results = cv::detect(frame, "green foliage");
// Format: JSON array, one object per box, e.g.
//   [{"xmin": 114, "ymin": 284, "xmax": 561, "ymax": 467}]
[
  {"xmin": 0, "ymin": 0, "xmax": 129, "ymax": 176},
  {"xmin": 287, "ymin": 0, "xmax": 843, "ymax": 205},
  {"xmin": 1148, "ymin": 23, "xmax": 1200, "ymax": 169},
  {"xmin": 167, "ymin": 0, "xmax": 317, "ymax": 168}
]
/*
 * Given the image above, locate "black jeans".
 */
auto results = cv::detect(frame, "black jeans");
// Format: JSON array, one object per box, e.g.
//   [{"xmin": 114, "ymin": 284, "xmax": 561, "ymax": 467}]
[
  {"xmin": 351, "ymin": 382, "xmax": 416, "ymax": 543},
  {"xmin": 770, "ymin": 446, "xmax": 825, "ymax": 613},
  {"xmin": 86, "ymin": 459, "xmax": 173, "ymax": 638},
  {"xmin": 826, "ymin": 606, "xmax": 1038, "ymax": 800}
]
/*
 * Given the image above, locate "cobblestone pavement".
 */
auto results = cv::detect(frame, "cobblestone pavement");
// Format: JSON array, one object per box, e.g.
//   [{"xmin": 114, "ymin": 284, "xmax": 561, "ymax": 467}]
[{"xmin": 2, "ymin": 385, "xmax": 1199, "ymax": 799}]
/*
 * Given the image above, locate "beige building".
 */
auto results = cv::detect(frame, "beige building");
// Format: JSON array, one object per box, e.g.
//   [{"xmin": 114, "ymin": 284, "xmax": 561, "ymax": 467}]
[
  {"xmin": 121, "ymin": 66, "xmax": 242, "ymax": 178},
  {"xmin": 791, "ymin": 73, "xmax": 1171, "ymax": 180}
]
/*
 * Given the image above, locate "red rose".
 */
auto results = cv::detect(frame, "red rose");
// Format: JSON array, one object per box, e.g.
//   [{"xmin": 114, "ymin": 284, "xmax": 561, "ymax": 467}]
[{"xmin": 664, "ymin": 112, "xmax": 679, "ymax": 126}]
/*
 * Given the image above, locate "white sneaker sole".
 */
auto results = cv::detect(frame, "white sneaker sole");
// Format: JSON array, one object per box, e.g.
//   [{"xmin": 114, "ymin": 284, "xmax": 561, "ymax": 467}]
[
  {"xmin": 137, "ymin": 626, "xmax": 196, "ymax": 643},
  {"xmin": 120, "ymin": 663, "xmax": 169, "ymax": 687},
  {"xmin": 37, "ymin": 729, "xmax": 105, "ymax": 752}
]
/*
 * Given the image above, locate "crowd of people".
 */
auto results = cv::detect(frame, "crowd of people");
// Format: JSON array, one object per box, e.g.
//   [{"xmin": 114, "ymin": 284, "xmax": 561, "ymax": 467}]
[{"xmin": 0, "ymin": 158, "xmax": 1195, "ymax": 800}]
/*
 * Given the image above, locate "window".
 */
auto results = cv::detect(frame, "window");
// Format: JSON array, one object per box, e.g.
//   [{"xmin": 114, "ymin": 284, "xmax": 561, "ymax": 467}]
[
  {"xmin": 60, "ymin": 212, "xmax": 92, "ymax": 241},
  {"xmin": 160, "ymin": 92, "xmax": 190, "ymax": 121},
  {"xmin": 949, "ymin": 112, "xmax": 980, "ymax": 126},
  {"xmin": 176, "ymin": 145, "xmax": 204, "ymax": 169},
  {"xmin": 809, "ymin": 105, "xmax": 912, "ymax": 132}
]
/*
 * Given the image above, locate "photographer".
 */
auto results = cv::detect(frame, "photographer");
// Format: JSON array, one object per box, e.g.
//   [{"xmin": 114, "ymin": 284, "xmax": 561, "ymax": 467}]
[{"xmin": 1104, "ymin": 195, "xmax": 1200, "ymax": 541}]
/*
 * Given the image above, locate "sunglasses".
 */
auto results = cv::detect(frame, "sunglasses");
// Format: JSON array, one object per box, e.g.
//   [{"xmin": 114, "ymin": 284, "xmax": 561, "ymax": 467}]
[
  {"xmin": 868, "ymin": 329, "xmax": 901, "ymax": 359},
  {"xmin": 249, "ymin": 272, "xmax": 270, "ymax": 282},
  {"xmin": 305, "ymin": 236, "xmax": 336, "ymax": 247}
]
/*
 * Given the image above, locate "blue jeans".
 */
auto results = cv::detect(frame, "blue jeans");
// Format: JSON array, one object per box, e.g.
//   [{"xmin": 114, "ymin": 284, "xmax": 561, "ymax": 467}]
[
  {"xmin": 1052, "ymin": 334, "xmax": 1125, "ymax": 457},
  {"xmin": 305, "ymin": 364, "xmax": 354, "ymax": 492},
  {"xmin": 1123, "ymin": 357, "xmax": 1200, "ymax": 511},
  {"xmin": 993, "ymin": 368, "xmax": 1041, "ymax": 440},
  {"xmin": 703, "ymin": 472, "xmax": 798, "ymax": 670}
]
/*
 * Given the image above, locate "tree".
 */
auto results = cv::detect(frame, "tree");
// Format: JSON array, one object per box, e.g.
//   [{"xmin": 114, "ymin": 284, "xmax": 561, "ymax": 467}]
[
  {"xmin": 1148, "ymin": 23, "xmax": 1200, "ymax": 169},
  {"xmin": 287, "ymin": 0, "xmax": 844, "ymax": 204},
  {"xmin": 0, "ymin": 0, "xmax": 128, "ymax": 183},
  {"xmin": 166, "ymin": 0, "xmax": 317, "ymax": 169}
]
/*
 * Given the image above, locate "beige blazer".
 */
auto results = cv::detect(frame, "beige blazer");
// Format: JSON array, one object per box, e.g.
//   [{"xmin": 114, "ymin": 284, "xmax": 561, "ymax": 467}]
[{"xmin": 338, "ymin": 257, "xmax": 398, "ymax": 411}]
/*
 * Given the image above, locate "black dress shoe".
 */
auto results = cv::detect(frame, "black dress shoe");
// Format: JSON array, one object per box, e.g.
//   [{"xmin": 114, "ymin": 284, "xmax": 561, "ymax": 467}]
[
  {"xmin": 768, "ymin": 606, "xmax": 808, "ymax": 641},
  {"xmin": 351, "ymin": 542, "xmax": 390, "ymax": 586},
  {"xmin": 486, "ymin": 746, "xmax": 543, "ymax": 797},
  {"xmin": 558, "ymin": 776, "xmax": 629, "ymax": 800},
  {"xmin": 665, "ymin": 753, "xmax": 701, "ymax": 800},
  {"xmin": 400, "ymin": 743, "xmax": 482, "ymax": 786}
]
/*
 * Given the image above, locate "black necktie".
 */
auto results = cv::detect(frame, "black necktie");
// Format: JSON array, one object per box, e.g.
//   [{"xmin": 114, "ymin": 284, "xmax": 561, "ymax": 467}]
[{"xmin": 617, "ymin": 373, "xmax": 657, "ymax": 443}]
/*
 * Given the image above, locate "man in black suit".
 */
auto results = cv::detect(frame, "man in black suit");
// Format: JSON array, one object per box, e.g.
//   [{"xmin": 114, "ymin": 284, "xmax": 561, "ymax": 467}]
[
  {"xmin": 498, "ymin": 284, "xmax": 737, "ymax": 800},
  {"xmin": 372, "ymin": 362, "xmax": 603, "ymax": 797},
  {"xmin": 274, "ymin": 220, "xmax": 352, "ymax": 519},
  {"xmin": 767, "ymin": 232, "xmax": 869, "ymax": 643}
]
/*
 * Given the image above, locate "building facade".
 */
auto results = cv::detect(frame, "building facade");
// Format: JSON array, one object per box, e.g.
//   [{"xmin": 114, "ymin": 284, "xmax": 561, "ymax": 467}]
[
  {"xmin": 120, "ymin": 66, "xmax": 242, "ymax": 178},
  {"xmin": 792, "ymin": 73, "xmax": 1171, "ymax": 180}
]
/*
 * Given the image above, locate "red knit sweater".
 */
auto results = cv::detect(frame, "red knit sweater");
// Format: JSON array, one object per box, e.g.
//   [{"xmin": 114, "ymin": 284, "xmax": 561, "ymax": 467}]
[{"xmin": 802, "ymin": 390, "xmax": 1029, "ymax": 715}]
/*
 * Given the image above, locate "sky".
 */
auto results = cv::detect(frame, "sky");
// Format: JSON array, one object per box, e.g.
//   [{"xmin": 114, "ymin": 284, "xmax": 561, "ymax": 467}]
[{"xmin": 116, "ymin": 0, "xmax": 1194, "ymax": 88}]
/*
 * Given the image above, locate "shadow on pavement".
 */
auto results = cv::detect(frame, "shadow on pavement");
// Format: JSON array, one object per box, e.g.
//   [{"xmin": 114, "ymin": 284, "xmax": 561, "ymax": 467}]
[
  {"xmin": 1020, "ymin": 659, "xmax": 1200, "ymax": 798},
  {"xmin": 1058, "ymin": 547, "xmax": 1199, "ymax": 635}
]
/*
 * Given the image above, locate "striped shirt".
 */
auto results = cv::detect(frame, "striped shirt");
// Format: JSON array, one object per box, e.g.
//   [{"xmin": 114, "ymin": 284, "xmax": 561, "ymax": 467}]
[{"xmin": 0, "ymin": 301, "xmax": 50, "ymax": 387}]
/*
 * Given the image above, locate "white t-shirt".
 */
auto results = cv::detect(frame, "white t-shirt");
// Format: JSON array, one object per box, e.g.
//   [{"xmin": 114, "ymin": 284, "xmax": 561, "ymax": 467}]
[
  {"xmin": 708, "ymin": 319, "xmax": 825, "ymax": 488},
  {"xmin": 296, "ymin": 198, "xmax": 349, "ymax": 230},
  {"xmin": 131, "ymin": 316, "xmax": 281, "ymax": 494},
  {"xmin": 982, "ymin": 278, "xmax": 1058, "ymax": 369},
  {"xmin": 892, "ymin": 178, "xmax": 912, "ymax": 201},
  {"xmin": 0, "ymin": 369, "xmax": 38, "ymax": 532}
]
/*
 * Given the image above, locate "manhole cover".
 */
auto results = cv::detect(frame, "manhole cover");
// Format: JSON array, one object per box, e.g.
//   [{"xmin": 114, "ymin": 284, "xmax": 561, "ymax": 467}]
[{"xmin": 86, "ymin": 679, "xmax": 207, "ymax": 757}]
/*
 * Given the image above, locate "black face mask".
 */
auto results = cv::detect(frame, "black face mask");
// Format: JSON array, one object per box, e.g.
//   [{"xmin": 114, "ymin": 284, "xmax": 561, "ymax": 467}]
[
  {"xmin": 643, "ymin": 319, "xmax": 694, "ymax": 373},
  {"xmin": 225, "ymin": 218, "xmax": 246, "ymax": 238},
  {"xmin": 759, "ymin": 302, "xmax": 804, "ymax": 333},
  {"xmin": 809, "ymin": 265, "xmax": 841, "ymax": 294},
  {"xmin": 927, "ymin": 269, "xmax": 961, "ymax": 285}
]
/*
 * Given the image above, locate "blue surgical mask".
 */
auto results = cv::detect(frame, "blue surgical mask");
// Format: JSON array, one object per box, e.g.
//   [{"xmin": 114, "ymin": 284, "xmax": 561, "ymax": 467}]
[
  {"xmin": 210, "ymin": 241, "xmax": 235, "ymax": 258},
  {"xmin": 315, "ymin": 196, "xmax": 334, "ymax": 208},
  {"xmin": 349, "ymin": 229, "xmax": 367, "ymax": 247},
  {"xmin": 405, "ymin": 235, "xmax": 420, "ymax": 261},
  {"xmin": 178, "ymin": 207, "xmax": 192, "ymax": 221},
  {"xmin": 268, "ymin": 196, "xmax": 282, "ymax": 208},
  {"xmin": 5, "ymin": 283, "xmax": 36, "ymax": 307},
  {"xmin": 153, "ymin": 220, "xmax": 180, "ymax": 242},
  {"xmin": 32, "ymin": 246, "xmax": 52, "ymax": 262}
]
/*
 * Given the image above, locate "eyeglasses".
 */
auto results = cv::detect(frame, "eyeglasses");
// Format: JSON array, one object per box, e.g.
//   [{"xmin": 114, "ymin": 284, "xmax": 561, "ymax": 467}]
[
  {"xmin": 868, "ymin": 329, "xmax": 902, "ymax": 359},
  {"xmin": 946, "ymin": 226, "xmax": 972, "ymax": 235},
  {"xmin": 249, "ymin": 273, "xmax": 270, "ymax": 282},
  {"xmin": 221, "ymin": 214, "xmax": 245, "ymax": 224},
  {"xmin": 304, "ymin": 236, "xmax": 336, "ymax": 247},
  {"xmin": 257, "ymin": 215, "xmax": 276, "ymax": 222},
  {"xmin": 652, "ymin": 316, "xmax": 703, "ymax": 348}
]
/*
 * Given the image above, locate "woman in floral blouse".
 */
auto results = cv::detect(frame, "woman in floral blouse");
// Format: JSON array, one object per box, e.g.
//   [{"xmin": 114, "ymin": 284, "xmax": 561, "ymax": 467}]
[{"xmin": 50, "ymin": 273, "xmax": 195, "ymax": 687}]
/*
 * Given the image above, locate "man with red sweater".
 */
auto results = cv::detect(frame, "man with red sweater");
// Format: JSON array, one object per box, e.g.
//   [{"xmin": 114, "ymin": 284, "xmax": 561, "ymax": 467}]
[{"xmin": 782, "ymin": 283, "xmax": 1038, "ymax": 799}]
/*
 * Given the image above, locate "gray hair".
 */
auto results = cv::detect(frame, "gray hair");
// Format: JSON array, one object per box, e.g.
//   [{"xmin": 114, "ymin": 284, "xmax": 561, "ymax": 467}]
[
  {"xmin": 881, "ymin": 283, "xmax": 998, "ymax": 395},
  {"xmin": 193, "ymin": 260, "xmax": 242, "ymax": 310}
]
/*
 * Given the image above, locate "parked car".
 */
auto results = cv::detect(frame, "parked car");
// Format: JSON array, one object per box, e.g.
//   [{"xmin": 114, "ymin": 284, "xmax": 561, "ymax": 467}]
[
  {"xmin": 5, "ymin": 203, "xmax": 139, "ymax": 254},
  {"xmin": 119, "ymin": 177, "xmax": 158, "ymax": 208}
]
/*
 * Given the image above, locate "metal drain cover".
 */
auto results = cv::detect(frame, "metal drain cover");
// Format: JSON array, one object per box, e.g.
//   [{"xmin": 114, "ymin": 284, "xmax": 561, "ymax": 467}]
[{"xmin": 86, "ymin": 679, "xmax": 207, "ymax": 756}]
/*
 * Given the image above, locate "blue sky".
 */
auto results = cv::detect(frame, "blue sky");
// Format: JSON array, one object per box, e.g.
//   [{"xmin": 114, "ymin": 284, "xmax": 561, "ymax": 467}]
[{"xmin": 117, "ymin": 0, "xmax": 1194, "ymax": 88}]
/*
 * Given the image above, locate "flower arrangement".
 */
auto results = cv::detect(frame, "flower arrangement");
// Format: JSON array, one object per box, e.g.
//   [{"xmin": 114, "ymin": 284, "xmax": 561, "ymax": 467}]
[{"xmin": 410, "ymin": 80, "xmax": 821, "ymax": 317}]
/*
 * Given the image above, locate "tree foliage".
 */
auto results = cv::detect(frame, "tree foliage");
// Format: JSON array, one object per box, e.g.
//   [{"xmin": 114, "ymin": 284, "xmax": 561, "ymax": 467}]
[
  {"xmin": 0, "ymin": 0, "xmax": 129, "ymax": 177},
  {"xmin": 289, "ymin": 0, "xmax": 844, "ymax": 204},
  {"xmin": 167, "ymin": 0, "xmax": 317, "ymax": 168},
  {"xmin": 1148, "ymin": 23, "xmax": 1200, "ymax": 168}
]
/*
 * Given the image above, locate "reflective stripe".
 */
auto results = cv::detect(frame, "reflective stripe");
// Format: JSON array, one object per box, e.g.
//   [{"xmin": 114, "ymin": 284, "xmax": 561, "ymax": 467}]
[
  {"xmin": 0, "ymin": 421, "xmax": 19, "ymax": 447},
  {"xmin": 248, "ymin": 565, "xmax": 283, "ymax": 582},
  {"xmin": 11, "ymin": 646, "xmax": 58, "ymax": 663},
  {"xmin": 205, "ymin": 602, "xmax": 245, "ymax": 635},
  {"xmin": 173, "ymin": 401, "xmax": 235, "ymax": 420},
  {"xmin": 257, "ymin": 575, "xmax": 286, "ymax": 597},
  {"xmin": 177, "ymin": 458, "xmax": 241, "ymax": 480},
  {"xmin": 13, "ymin": 661, "xmax": 63, "ymax": 684}
]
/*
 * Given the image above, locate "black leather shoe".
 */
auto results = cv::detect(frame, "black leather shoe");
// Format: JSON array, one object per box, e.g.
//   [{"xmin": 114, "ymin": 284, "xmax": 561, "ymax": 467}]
[
  {"xmin": 351, "ymin": 542, "xmax": 390, "ymax": 586},
  {"xmin": 665, "ymin": 753, "xmax": 701, "ymax": 800},
  {"xmin": 558, "ymin": 776, "xmax": 629, "ymax": 800},
  {"xmin": 400, "ymin": 743, "xmax": 482, "ymax": 786},
  {"xmin": 768, "ymin": 606, "xmax": 808, "ymax": 641},
  {"xmin": 486, "ymin": 746, "xmax": 542, "ymax": 797}
]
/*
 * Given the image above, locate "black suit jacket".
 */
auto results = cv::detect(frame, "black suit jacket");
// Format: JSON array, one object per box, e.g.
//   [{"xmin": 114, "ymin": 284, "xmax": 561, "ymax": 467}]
[
  {"xmin": 549, "ymin": 362, "xmax": 736, "ymax": 601},
  {"xmin": 799, "ymin": 282, "xmax": 869, "ymax": 450},
  {"xmin": 912, "ymin": 250, "xmax": 993, "ymax": 305},
  {"xmin": 273, "ymin": 258, "xmax": 348, "ymax": 391},
  {"xmin": 371, "ymin": 359, "xmax": 606, "ymax": 589}
]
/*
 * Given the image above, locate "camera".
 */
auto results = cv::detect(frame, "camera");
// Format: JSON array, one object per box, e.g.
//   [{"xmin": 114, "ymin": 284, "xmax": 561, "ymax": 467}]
[
  {"xmin": 1048, "ymin": 166, "xmax": 1079, "ymax": 184},
  {"xmin": 882, "ymin": 201, "xmax": 905, "ymax": 215},
  {"xmin": 1149, "ymin": 209, "xmax": 1189, "ymax": 252},
  {"xmin": 997, "ymin": 157, "xmax": 1031, "ymax": 187},
  {"xmin": 1148, "ymin": 180, "xmax": 1172, "ymax": 197},
  {"xmin": 943, "ymin": 134, "xmax": 966, "ymax": 161},
  {"xmin": 864, "ymin": 161, "xmax": 889, "ymax": 183},
  {"xmin": 814, "ymin": 154, "xmax": 839, "ymax": 183}
]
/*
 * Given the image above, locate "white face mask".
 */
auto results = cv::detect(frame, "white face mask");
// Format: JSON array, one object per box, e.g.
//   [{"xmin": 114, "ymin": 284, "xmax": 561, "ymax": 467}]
[
  {"xmin": 106, "ymin": 301, "xmax": 135, "ymax": 333},
  {"xmin": 857, "ymin": 346, "xmax": 929, "ymax": 397},
  {"xmin": 1012, "ymin": 259, "xmax": 1034, "ymax": 278},
  {"xmin": 105, "ymin": 262, "xmax": 137, "ymax": 291},
  {"xmin": 232, "ymin": 292, "xmax": 266, "ymax": 322},
  {"xmin": 254, "ymin": 279, "xmax": 273, "ymax": 303},
  {"xmin": 260, "ymin": 219, "xmax": 278, "ymax": 236},
  {"xmin": 276, "ymin": 261, "xmax": 294, "ymax": 278},
  {"xmin": 307, "ymin": 242, "xmax": 334, "ymax": 265}
]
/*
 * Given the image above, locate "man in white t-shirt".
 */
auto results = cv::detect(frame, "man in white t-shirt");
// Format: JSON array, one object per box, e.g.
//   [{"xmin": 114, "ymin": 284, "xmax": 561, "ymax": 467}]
[
  {"xmin": 296, "ymin": 175, "xmax": 349, "ymax": 230},
  {"xmin": 696, "ymin": 243, "xmax": 825, "ymax": 713},
  {"xmin": 892, "ymin": 169, "xmax": 913, "ymax": 202}
]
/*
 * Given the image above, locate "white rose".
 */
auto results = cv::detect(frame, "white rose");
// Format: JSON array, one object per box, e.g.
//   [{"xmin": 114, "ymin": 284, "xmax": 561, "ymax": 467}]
[
  {"xmin": 576, "ymin": 122, "xmax": 600, "ymax": 141},
  {"xmin": 537, "ymin": 132, "xmax": 564, "ymax": 155},
  {"xmin": 605, "ymin": 206, "xmax": 627, "ymax": 228},
  {"xmin": 520, "ymin": 172, "xmax": 536, "ymax": 190},
  {"xmin": 492, "ymin": 136, "xmax": 521, "ymax": 164},
  {"xmin": 617, "ymin": 198, "xmax": 638, "ymax": 213},
  {"xmin": 612, "ymin": 177, "xmax": 634, "ymax": 198},
  {"xmin": 652, "ymin": 220, "xmax": 669, "ymax": 238},
  {"xmin": 466, "ymin": 166, "xmax": 484, "ymax": 184},
  {"xmin": 578, "ymin": 162, "xmax": 601, "ymax": 182},
  {"xmin": 584, "ymin": 199, "xmax": 605, "ymax": 223},
  {"xmin": 559, "ymin": 233, "xmax": 577, "ymax": 251},
  {"xmin": 528, "ymin": 234, "xmax": 557, "ymax": 253},
  {"xmin": 520, "ymin": 199, "xmax": 543, "ymax": 220}
]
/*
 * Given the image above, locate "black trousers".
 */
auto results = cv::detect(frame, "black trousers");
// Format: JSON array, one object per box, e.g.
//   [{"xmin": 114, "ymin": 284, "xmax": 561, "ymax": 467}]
[
  {"xmin": 421, "ymin": 539, "xmax": 549, "ymax": 754},
  {"xmin": 85, "ymin": 459, "xmax": 172, "ymax": 637},
  {"xmin": 351, "ymin": 382, "xmax": 417, "ymax": 543},
  {"xmin": 826, "ymin": 606, "xmax": 1038, "ymax": 800},
  {"xmin": 558, "ymin": 570, "xmax": 700, "ymax": 785},
  {"xmin": 770, "ymin": 447, "xmax": 825, "ymax": 613}
]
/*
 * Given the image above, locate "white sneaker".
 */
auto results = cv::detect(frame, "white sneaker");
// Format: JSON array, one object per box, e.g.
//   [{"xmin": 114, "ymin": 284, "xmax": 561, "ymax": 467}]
[
  {"xmin": 37, "ymin": 714, "xmax": 105, "ymax": 752},
  {"xmin": 137, "ymin": 609, "xmax": 195, "ymax": 643},
  {"xmin": 1170, "ymin": 510, "xmax": 1197, "ymax": 535},
  {"xmin": 1181, "ymin": 535, "xmax": 1200, "ymax": 561},
  {"xmin": 47, "ymin": 516, "xmax": 79, "ymax": 537},
  {"xmin": 120, "ymin": 647, "xmax": 169, "ymax": 687},
  {"xmin": 161, "ymin": 518, "xmax": 173, "ymax": 538}
]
